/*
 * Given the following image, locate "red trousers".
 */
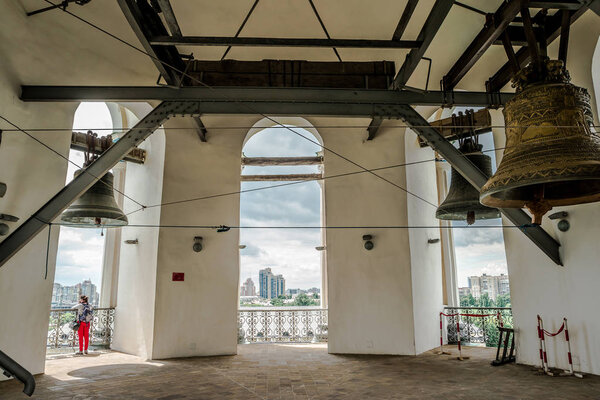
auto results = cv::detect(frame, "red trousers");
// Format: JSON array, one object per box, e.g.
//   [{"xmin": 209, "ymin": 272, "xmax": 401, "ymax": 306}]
[{"xmin": 78, "ymin": 322, "xmax": 90, "ymax": 351}]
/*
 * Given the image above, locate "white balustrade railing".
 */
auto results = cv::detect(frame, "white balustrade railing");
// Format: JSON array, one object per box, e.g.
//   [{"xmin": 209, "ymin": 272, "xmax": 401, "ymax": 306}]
[{"xmin": 238, "ymin": 308, "xmax": 328, "ymax": 343}]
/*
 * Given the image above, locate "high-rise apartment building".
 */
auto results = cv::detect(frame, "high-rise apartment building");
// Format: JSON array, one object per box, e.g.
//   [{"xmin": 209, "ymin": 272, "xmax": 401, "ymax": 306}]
[
  {"xmin": 467, "ymin": 273, "xmax": 510, "ymax": 301},
  {"xmin": 240, "ymin": 278, "xmax": 256, "ymax": 296},
  {"xmin": 51, "ymin": 279, "xmax": 99, "ymax": 308},
  {"xmin": 258, "ymin": 268, "xmax": 286, "ymax": 299}
]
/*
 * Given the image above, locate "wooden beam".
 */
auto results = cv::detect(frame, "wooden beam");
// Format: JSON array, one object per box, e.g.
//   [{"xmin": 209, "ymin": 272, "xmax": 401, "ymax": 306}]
[
  {"xmin": 242, "ymin": 156, "xmax": 323, "ymax": 166},
  {"xmin": 442, "ymin": 0, "xmax": 522, "ymax": 91},
  {"xmin": 70, "ymin": 131, "xmax": 146, "ymax": 164},
  {"xmin": 392, "ymin": 0, "xmax": 418, "ymax": 41},
  {"xmin": 241, "ymin": 173, "xmax": 323, "ymax": 182},
  {"xmin": 417, "ymin": 108, "xmax": 492, "ymax": 147}
]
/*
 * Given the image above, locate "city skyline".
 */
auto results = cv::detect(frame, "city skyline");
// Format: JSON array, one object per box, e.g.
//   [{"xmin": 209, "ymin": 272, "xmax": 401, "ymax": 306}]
[{"xmin": 52, "ymin": 278, "xmax": 100, "ymax": 308}]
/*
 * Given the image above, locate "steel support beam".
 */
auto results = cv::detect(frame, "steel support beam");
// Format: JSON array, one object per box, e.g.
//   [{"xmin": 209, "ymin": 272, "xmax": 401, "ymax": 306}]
[
  {"xmin": 155, "ymin": 0, "xmax": 182, "ymax": 37},
  {"xmin": 442, "ymin": 0, "xmax": 522, "ymax": 91},
  {"xmin": 392, "ymin": 0, "xmax": 454, "ymax": 89},
  {"xmin": 149, "ymin": 36, "xmax": 421, "ymax": 49},
  {"xmin": 486, "ymin": 4, "xmax": 588, "ymax": 92},
  {"xmin": 119, "ymin": 0, "xmax": 208, "ymax": 140},
  {"xmin": 529, "ymin": 0, "xmax": 585, "ymax": 8},
  {"xmin": 393, "ymin": 0, "xmax": 419, "ymax": 41},
  {"xmin": 0, "ymin": 102, "xmax": 193, "ymax": 269},
  {"xmin": 367, "ymin": 0, "xmax": 418, "ymax": 140},
  {"xmin": 366, "ymin": 117, "xmax": 383, "ymax": 140},
  {"xmin": 397, "ymin": 105, "xmax": 562, "ymax": 265},
  {"xmin": 117, "ymin": 0, "xmax": 183, "ymax": 85},
  {"xmin": 20, "ymin": 86, "xmax": 513, "ymax": 109}
]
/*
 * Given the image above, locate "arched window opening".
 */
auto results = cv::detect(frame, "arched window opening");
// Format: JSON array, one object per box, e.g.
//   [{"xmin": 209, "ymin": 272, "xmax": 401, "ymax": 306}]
[
  {"xmin": 435, "ymin": 107, "xmax": 510, "ymax": 311},
  {"xmin": 239, "ymin": 119, "xmax": 325, "ymax": 314},
  {"xmin": 50, "ymin": 102, "xmax": 117, "ymax": 354}
]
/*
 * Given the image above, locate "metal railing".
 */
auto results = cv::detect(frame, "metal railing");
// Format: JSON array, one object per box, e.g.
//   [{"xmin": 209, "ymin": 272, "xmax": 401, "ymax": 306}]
[
  {"xmin": 444, "ymin": 306, "xmax": 512, "ymax": 347},
  {"xmin": 238, "ymin": 308, "xmax": 328, "ymax": 343},
  {"xmin": 47, "ymin": 308, "xmax": 115, "ymax": 349}
]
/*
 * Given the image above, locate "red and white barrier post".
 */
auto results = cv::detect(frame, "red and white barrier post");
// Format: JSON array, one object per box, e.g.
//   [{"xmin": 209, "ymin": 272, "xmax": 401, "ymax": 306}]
[
  {"xmin": 436, "ymin": 312, "xmax": 455, "ymax": 355},
  {"xmin": 538, "ymin": 315, "xmax": 553, "ymax": 376},
  {"xmin": 537, "ymin": 316, "xmax": 546, "ymax": 374},
  {"xmin": 561, "ymin": 318, "xmax": 583, "ymax": 379}
]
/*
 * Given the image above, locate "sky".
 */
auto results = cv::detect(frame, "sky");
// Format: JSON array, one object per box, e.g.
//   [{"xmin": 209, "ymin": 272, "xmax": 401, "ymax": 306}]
[
  {"xmin": 239, "ymin": 126, "xmax": 323, "ymax": 290},
  {"xmin": 54, "ymin": 103, "xmax": 111, "ymax": 288},
  {"xmin": 450, "ymin": 130, "xmax": 508, "ymax": 287},
  {"xmin": 54, "ymin": 103, "xmax": 508, "ymax": 293}
]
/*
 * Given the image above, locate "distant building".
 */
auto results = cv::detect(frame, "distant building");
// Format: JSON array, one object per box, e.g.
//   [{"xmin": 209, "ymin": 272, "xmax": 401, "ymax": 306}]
[
  {"xmin": 51, "ymin": 279, "xmax": 99, "ymax": 308},
  {"xmin": 467, "ymin": 273, "xmax": 510, "ymax": 301},
  {"xmin": 240, "ymin": 278, "xmax": 256, "ymax": 297},
  {"xmin": 259, "ymin": 268, "xmax": 286, "ymax": 299},
  {"xmin": 458, "ymin": 287, "xmax": 471, "ymax": 298},
  {"xmin": 286, "ymin": 288, "xmax": 304, "ymax": 296},
  {"xmin": 307, "ymin": 287, "xmax": 320, "ymax": 294}
]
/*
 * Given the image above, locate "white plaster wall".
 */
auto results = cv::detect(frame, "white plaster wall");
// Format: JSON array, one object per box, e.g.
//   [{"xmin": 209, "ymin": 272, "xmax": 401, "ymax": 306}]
[
  {"xmin": 150, "ymin": 116, "xmax": 252, "ymax": 359},
  {"xmin": 111, "ymin": 105, "xmax": 166, "ymax": 360},
  {"xmin": 0, "ymin": 51, "xmax": 74, "ymax": 378},
  {"xmin": 490, "ymin": 13, "xmax": 600, "ymax": 373},
  {"xmin": 404, "ymin": 129, "xmax": 444, "ymax": 355},
  {"xmin": 320, "ymin": 118, "xmax": 416, "ymax": 355}
]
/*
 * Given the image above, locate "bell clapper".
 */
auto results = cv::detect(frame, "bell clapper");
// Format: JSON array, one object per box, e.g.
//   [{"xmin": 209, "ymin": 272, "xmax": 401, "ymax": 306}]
[{"xmin": 466, "ymin": 211, "xmax": 475, "ymax": 225}]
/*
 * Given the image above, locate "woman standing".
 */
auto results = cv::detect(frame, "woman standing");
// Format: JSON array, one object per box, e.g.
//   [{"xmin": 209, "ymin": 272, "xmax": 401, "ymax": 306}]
[{"xmin": 71, "ymin": 295, "xmax": 93, "ymax": 355}]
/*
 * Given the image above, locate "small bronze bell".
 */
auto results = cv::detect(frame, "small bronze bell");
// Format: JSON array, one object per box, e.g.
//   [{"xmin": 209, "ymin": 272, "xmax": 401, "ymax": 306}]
[
  {"xmin": 480, "ymin": 59, "xmax": 600, "ymax": 224},
  {"xmin": 61, "ymin": 169, "xmax": 128, "ymax": 227},
  {"xmin": 436, "ymin": 139, "xmax": 500, "ymax": 224}
]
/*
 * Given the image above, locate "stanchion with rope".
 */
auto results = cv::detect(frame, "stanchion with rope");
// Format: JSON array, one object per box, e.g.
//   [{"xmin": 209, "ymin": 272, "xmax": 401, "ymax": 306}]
[
  {"xmin": 437, "ymin": 310, "xmax": 501, "ymax": 360},
  {"xmin": 436, "ymin": 312, "xmax": 456, "ymax": 355},
  {"xmin": 537, "ymin": 315, "xmax": 583, "ymax": 378}
]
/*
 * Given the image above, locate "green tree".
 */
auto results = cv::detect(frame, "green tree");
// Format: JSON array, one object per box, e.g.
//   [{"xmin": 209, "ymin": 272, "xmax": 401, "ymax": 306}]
[
  {"xmin": 270, "ymin": 298, "xmax": 285, "ymax": 306},
  {"xmin": 312, "ymin": 293, "xmax": 320, "ymax": 299},
  {"xmin": 293, "ymin": 293, "xmax": 313, "ymax": 306}
]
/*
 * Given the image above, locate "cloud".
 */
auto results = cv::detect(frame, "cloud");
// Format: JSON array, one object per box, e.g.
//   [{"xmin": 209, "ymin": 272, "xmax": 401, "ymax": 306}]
[
  {"xmin": 55, "ymin": 227, "xmax": 105, "ymax": 287},
  {"xmin": 239, "ymin": 128, "xmax": 323, "ymax": 290}
]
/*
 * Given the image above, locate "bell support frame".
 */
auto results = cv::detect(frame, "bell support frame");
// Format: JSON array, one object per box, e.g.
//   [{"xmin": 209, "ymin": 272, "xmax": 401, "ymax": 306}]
[
  {"xmin": 397, "ymin": 105, "xmax": 562, "ymax": 266},
  {"xmin": 0, "ymin": 99, "xmax": 562, "ymax": 268},
  {"xmin": 0, "ymin": 101, "xmax": 196, "ymax": 269}
]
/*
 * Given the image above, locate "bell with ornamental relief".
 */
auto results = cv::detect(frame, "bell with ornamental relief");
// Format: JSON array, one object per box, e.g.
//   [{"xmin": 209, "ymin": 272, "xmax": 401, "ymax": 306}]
[{"xmin": 480, "ymin": 59, "xmax": 600, "ymax": 224}]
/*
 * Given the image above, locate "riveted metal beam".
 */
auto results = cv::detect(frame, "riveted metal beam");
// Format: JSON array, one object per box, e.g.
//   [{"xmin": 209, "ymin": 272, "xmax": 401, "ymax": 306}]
[
  {"xmin": 149, "ymin": 36, "xmax": 422, "ymax": 49},
  {"xmin": 397, "ymin": 105, "xmax": 562, "ymax": 265},
  {"xmin": 392, "ymin": 0, "xmax": 454, "ymax": 89},
  {"xmin": 0, "ymin": 102, "xmax": 191, "ymax": 269},
  {"xmin": 442, "ymin": 0, "xmax": 522, "ymax": 91},
  {"xmin": 20, "ymin": 86, "xmax": 513, "ymax": 109},
  {"xmin": 486, "ymin": 3, "xmax": 588, "ymax": 92}
]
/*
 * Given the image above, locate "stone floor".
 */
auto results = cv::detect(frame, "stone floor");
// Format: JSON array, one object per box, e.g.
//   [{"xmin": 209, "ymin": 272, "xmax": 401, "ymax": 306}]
[{"xmin": 1, "ymin": 344, "xmax": 599, "ymax": 399}]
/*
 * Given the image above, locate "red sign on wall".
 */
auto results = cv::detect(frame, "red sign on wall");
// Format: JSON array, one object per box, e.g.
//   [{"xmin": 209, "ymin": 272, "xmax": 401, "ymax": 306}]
[{"xmin": 172, "ymin": 272, "xmax": 185, "ymax": 281}]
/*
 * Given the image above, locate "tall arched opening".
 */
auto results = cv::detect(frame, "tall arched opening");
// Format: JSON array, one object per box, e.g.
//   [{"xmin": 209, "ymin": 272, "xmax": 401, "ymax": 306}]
[{"xmin": 237, "ymin": 117, "xmax": 328, "ymax": 344}]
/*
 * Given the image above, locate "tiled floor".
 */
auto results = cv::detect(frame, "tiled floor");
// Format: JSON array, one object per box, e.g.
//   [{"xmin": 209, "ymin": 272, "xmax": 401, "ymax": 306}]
[{"xmin": 1, "ymin": 344, "xmax": 599, "ymax": 399}]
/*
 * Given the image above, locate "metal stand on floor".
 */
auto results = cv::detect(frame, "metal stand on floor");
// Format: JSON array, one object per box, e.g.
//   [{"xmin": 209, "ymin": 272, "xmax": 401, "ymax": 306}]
[{"xmin": 491, "ymin": 327, "xmax": 515, "ymax": 366}]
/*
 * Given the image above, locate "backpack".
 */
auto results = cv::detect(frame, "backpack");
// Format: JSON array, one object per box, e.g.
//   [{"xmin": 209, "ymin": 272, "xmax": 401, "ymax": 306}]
[{"xmin": 81, "ymin": 303, "xmax": 93, "ymax": 323}]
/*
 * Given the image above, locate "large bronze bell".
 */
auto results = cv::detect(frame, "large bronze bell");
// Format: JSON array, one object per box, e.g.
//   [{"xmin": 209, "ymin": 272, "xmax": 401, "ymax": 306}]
[
  {"xmin": 480, "ymin": 59, "xmax": 600, "ymax": 224},
  {"xmin": 436, "ymin": 139, "xmax": 500, "ymax": 224},
  {"xmin": 61, "ymin": 169, "xmax": 128, "ymax": 227}
]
